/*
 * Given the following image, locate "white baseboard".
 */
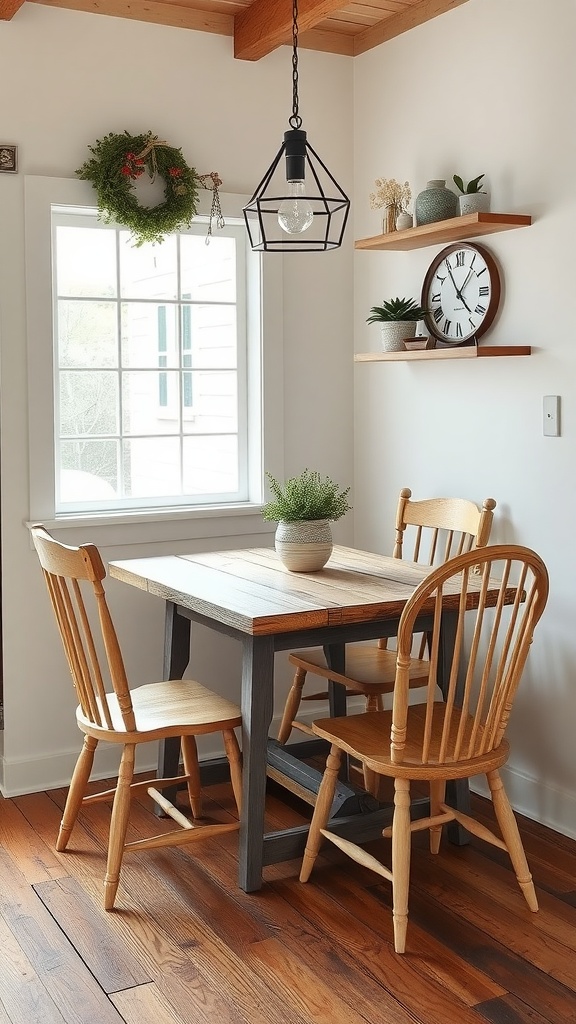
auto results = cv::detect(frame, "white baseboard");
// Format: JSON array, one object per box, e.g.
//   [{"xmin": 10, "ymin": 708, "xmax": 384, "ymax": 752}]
[
  {"xmin": 0, "ymin": 733, "xmax": 225, "ymax": 798},
  {"xmin": 3, "ymin": 714, "xmax": 575, "ymax": 846}
]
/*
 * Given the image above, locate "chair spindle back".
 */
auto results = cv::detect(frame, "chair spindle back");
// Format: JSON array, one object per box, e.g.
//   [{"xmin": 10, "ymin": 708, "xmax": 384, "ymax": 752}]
[
  {"xmin": 391, "ymin": 545, "xmax": 549, "ymax": 767},
  {"xmin": 393, "ymin": 488, "xmax": 496, "ymax": 566},
  {"xmin": 31, "ymin": 525, "xmax": 136, "ymax": 732}
]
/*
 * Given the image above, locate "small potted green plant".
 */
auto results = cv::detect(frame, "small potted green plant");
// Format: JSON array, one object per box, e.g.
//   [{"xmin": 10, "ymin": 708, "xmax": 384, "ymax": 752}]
[
  {"xmin": 366, "ymin": 296, "xmax": 428, "ymax": 353},
  {"xmin": 262, "ymin": 469, "xmax": 351, "ymax": 572},
  {"xmin": 453, "ymin": 173, "xmax": 490, "ymax": 216}
]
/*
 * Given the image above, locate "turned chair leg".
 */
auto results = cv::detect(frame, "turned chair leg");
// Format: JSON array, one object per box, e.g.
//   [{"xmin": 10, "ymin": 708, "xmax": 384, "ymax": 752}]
[
  {"xmin": 300, "ymin": 745, "xmax": 342, "ymax": 882},
  {"xmin": 391, "ymin": 777, "xmax": 411, "ymax": 954},
  {"xmin": 57, "ymin": 735, "xmax": 98, "ymax": 852},
  {"xmin": 277, "ymin": 667, "xmax": 308, "ymax": 744},
  {"xmin": 104, "ymin": 744, "xmax": 135, "ymax": 911},
  {"xmin": 487, "ymin": 769, "xmax": 538, "ymax": 912},
  {"xmin": 181, "ymin": 735, "xmax": 203, "ymax": 819}
]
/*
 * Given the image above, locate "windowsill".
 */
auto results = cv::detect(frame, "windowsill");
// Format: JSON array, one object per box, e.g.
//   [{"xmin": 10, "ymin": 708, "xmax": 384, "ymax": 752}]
[{"xmin": 25, "ymin": 503, "xmax": 276, "ymax": 550}]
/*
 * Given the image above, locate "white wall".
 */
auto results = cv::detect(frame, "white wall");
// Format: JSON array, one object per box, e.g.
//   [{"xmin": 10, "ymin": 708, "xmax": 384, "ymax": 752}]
[
  {"xmin": 353, "ymin": 0, "xmax": 576, "ymax": 836},
  {"xmin": 0, "ymin": 6, "xmax": 354, "ymax": 794}
]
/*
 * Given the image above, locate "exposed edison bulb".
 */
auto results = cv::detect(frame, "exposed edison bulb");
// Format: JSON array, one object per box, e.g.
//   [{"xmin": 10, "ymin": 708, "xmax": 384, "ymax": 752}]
[{"xmin": 277, "ymin": 180, "xmax": 314, "ymax": 234}]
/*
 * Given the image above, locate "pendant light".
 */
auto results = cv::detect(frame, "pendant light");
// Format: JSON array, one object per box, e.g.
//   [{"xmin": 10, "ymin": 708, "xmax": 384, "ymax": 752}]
[{"xmin": 243, "ymin": 0, "xmax": 350, "ymax": 253}]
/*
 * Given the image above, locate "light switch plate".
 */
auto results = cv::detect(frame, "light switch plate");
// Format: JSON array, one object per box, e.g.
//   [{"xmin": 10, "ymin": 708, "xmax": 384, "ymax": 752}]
[{"xmin": 543, "ymin": 395, "xmax": 560, "ymax": 436}]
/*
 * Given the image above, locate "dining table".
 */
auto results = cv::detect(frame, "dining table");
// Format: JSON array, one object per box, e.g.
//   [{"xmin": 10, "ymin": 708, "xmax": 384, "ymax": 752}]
[{"xmin": 108, "ymin": 543, "xmax": 481, "ymax": 892}]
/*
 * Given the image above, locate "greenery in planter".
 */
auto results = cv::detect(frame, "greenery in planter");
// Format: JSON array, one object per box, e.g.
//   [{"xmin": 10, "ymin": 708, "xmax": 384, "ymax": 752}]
[
  {"xmin": 262, "ymin": 470, "xmax": 351, "ymax": 523},
  {"xmin": 453, "ymin": 173, "xmax": 486, "ymax": 195},
  {"xmin": 366, "ymin": 297, "xmax": 428, "ymax": 324}
]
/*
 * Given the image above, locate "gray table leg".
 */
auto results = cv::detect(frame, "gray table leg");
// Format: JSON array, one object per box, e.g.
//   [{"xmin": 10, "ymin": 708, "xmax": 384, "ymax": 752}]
[
  {"xmin": 324, "ymin": 643, "xmax": 350, "ymax": 780},
  {"xmin": 239, "ymin": 634, "xmax": 275, "ymax": 892},
  {"xmin": 157, "ymin": 603, "xmax": 192, "ymax": 806}
]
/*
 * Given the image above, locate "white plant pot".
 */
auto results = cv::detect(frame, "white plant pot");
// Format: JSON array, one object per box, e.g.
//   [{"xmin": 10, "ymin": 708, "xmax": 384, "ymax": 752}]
[
  {"xmin": 275, "ymin": 519, "xmax": 333, "ymax": 572},
  {"xmin": 458, "ymin": 192, "xmax": 490, "ymax": 216},
  {"xmin": 380, "ymin": 321, "xmax": 417, "ymax": 353}
]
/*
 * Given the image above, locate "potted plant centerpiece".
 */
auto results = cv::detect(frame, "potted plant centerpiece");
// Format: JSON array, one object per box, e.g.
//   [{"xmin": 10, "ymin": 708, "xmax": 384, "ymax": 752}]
[
  {"xmin": 366, "ymin": 296, "xmax": 428, "ymax": 353},
  {"xmin": 453, "ymin": 173, "xmax": 490, "ymax": 215},
  {"xmin": 262, "ymin": 469, "xmax": 351, "ymax": 572}
]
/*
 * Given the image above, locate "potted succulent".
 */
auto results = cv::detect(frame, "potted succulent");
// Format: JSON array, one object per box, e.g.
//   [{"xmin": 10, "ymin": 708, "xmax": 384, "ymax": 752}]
[
  {"xmin": 262, "ymin": 469, "xmax": 351, "ymax": 572},
  {"xmin": 366, "ymin": 296, "xmax": 428, "ymax": 353},
  {"xmin": 453, "ymin": 173, "xmax": 490, "ymax": 216}
]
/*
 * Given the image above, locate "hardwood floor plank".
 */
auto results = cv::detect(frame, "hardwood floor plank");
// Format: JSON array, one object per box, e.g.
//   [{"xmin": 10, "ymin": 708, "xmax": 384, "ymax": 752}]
[
  {"xmin": 249, "ymin": 935, "xmax": 404, "ymax": 1024},
  {"xmin": 422, "ymin": 842, "xmax": 576, "ymax": 947},
  {"xmin": 476, "ymin": 993, "xmax": 560, "ymax": 1024},
  {"xmin": 33, "ymin": 876, "xmax": 151, "ymax": 992},
  {"xmin": 0, "ymin": 847, "xmax": 124, "ymax": 1023},
  {"xmin": 0, "ymin": 913, "xmax": 66, "ymax": 1024},
  {"xmin": 269, "ymin": 874, "xmax": 495, "ymax": 1024},
  {"xmin": 110, "ymin": 981, "xmax": 188, "ymax": 1024},
  {"xmin": 407, "ymin": 846, "xmax": 576, "ymax": 990},
  {"xmin": 392, "ymin": 879, "xmax": 576, "ymax": 1024},
  {"xmin": 13, "ymin": 794, "xmax": 247, "ymax": 1024},
  {"xmin": 5, "ymin": 776, "xmax": 576, "ymax": 1024},
  {"xmin": 0, "ymin": 795, "xmax": 65, "ymax": 884},
  {"xmin": 292, "ymin": 863, "xmax": 506, "ymax": 1007}
]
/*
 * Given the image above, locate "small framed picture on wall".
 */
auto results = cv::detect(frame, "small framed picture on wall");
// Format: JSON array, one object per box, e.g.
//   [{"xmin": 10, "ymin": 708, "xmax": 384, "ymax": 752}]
[{"xmin": 0, "ymin": 145, "xmax": 18, "ymax": 173}]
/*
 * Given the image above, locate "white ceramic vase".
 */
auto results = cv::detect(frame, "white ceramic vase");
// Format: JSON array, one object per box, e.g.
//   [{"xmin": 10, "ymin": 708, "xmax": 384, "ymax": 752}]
[
  {"xmin": 275, "ymin": 519, "xmax": 333, "ymax": 572},
  {"xmin": 458, "ymin": 192, "xmax": 490, "ymax": 216},
  {"xmin": 380, "ymin": 321, "xmax": 417, "ymax": 353},
  {"xmin": 396, "ymin": 211, "xmax": 413, "ymax": 230}
]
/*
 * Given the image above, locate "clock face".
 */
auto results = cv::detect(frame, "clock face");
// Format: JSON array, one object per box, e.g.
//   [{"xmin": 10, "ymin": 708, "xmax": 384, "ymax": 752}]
[{"xmin": 421, "ymin": 243, "xmax": 501, "ymax": 345}]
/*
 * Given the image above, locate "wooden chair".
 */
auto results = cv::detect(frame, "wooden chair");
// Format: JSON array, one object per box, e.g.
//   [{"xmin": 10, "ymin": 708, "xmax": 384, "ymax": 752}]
[
  {"xmin": 277, "ymin": 488, "xmax": 497, "ymax": 745},
  {"xmin": 31, "ymin": 524, "xmax": 243, "ymax": 911},
  {"xmin": 299, "ymin": 544, "xmax": 549, "ymax": 953}
]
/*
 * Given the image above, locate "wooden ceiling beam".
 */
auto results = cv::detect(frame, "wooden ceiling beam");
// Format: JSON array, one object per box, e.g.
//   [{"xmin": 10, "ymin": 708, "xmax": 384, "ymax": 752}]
[
  {"xmin": 30, "ymin": 0, "xmax": 234, "ymax": 34},
  {"xmin": 354, "ymin": 0, "xmax": 470, "ymax": 54},
  {"xmin": 0, "ymin": 0, "xmax": 25, "ymax": 19},
  {"xmin": 234, "ymin": 0, "xmax": 347, "ymax": 61}
]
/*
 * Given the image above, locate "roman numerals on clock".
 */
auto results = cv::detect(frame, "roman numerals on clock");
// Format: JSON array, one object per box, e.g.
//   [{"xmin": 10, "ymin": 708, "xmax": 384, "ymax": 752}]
[{"xmin": 422, "ymin": 243, "xmax": 501, "ymax": 345}]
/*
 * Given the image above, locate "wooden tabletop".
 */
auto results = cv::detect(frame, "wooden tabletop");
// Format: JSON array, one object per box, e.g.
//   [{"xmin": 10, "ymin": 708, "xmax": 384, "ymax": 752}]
[{"xmin": 108, "ymin": 545, "xmax": 489, "ymax": 637}]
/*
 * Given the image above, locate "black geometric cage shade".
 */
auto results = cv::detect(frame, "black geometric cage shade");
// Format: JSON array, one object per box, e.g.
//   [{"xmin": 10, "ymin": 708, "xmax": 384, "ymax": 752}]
[{"xmin": 243, "ymin": 132, "xmax": 350, "ymax": 253}]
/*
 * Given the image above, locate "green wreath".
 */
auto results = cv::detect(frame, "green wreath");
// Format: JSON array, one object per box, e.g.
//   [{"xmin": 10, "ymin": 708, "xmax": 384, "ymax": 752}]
[{"xmin": 76, "ymin": 130, "xmax": 200, "ymax": 246}]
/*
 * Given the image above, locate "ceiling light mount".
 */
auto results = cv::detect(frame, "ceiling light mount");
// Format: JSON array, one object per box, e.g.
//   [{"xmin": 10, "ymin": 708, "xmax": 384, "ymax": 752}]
[{"xmin": 243, "ymin": 0, "xmax": 350, "ymax": 253}]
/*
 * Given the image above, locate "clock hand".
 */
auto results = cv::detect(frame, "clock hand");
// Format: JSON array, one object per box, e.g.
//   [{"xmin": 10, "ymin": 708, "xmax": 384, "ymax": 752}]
[
  {"xmin": 447, "ymin": 265, "xmax": 472, "ymax": 313},
  {"xmin": 459, "ymin": 268, "xmax": 474, "ymax": 294}
]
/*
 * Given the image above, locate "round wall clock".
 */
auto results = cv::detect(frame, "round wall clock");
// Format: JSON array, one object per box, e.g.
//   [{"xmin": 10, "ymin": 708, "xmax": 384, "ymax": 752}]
[{"xmin": 421, "ymin": 242, "xmax": 501, "ymax": 346}]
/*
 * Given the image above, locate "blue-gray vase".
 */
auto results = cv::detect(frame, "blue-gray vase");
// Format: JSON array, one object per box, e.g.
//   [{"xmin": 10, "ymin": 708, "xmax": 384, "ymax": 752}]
[{"xmin": 415, "ymin": 179, "xmax": 458, "ymax": 226}]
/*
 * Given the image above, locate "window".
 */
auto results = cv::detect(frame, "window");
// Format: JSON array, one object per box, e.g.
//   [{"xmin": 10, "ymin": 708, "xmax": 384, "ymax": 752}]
[
  {"xmin": 52, "ymin": 212, "xmax": 249, "ymax": 513},
  {"xmin": 25, "ymin": 177, "xmax": 282, "ymax": 531}
]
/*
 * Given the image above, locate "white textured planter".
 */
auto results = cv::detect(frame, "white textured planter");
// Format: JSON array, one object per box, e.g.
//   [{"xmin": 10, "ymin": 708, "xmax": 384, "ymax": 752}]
[
  {"xmin": 458, "ymin": 192, "xmax": 490, "ymax": 216},
  {"xmin": 380, "ymin": 321, "xmax": 417, "ymax": 353},
  {"xmin": 275, "ymin": 519, "xmax": 333, "ymax": 572}
]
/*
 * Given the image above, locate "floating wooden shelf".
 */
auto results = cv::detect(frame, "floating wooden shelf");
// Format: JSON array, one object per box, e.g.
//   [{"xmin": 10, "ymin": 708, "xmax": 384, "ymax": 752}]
[
  {"xmin": 355, "ymin": 213, "xmax": 532, "ymax": 252},
  {"xmin": 355, "ymin": 345, "xmax": 532, "ymax": 363}
]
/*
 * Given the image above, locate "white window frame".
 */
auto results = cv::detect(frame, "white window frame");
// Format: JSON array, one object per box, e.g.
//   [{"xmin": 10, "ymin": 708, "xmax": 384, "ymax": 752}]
[{"xmin": 25, "ymin": 176, "xmax": 283, "ymax": 544}]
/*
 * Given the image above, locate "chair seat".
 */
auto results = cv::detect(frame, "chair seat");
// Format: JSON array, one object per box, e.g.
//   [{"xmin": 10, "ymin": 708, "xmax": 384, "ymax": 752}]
[
  {"xmin": 289, "ymin": 643, "xmax": 429, "ymax": 693},
  {"xmin": 78, "ymin": 678, "xmax": 242, "ymax": 741},
  {"xmin": 311, "ymin": 704, "xmax": 510, "ymax": 781}
]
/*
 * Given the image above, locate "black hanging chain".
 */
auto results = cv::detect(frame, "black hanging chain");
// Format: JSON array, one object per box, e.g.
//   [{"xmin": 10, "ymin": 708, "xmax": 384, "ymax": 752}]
[{"xmin": 289, "ymin": 0, "xmax": 302, "ymax": 130}]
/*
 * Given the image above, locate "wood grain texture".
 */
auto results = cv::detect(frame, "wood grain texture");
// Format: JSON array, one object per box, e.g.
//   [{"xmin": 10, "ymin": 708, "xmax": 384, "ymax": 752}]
[
  {"xmin": 19, "ymin": 0, "xmax": 464, "ymax": 57},
  {"xmin": 4, "ymin": 780, "xmax": 576, "ymax": 1024},
  {"xmin": 355, "ymin": 212, "xmax": 532, "ymax": 251},
  {"xmin": 109, "ymin": 544, "xmax": 501, "ymax": 638}
]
